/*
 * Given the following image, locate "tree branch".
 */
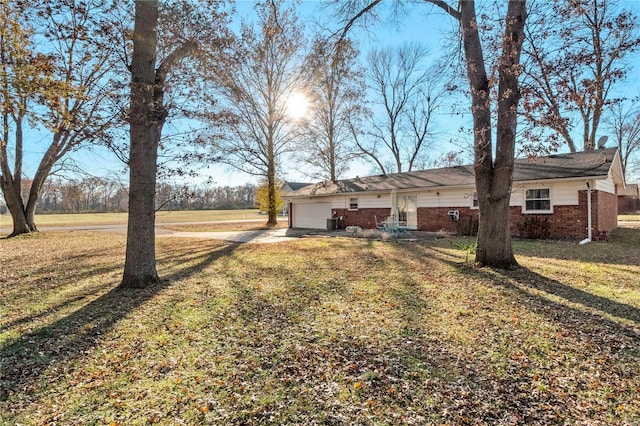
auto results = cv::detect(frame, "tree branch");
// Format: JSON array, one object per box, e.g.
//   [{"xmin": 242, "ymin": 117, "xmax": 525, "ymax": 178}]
[
  {"xmin": 156, "ymin": 40, "xmax": 199, "ymax": 85},
  {"xmin": 336, "ymin": 0, "xmax": 383, "ymax": 42},
  {"xmin": 424, "ymin": 0, "xmax": 461, "ymax": 21}
]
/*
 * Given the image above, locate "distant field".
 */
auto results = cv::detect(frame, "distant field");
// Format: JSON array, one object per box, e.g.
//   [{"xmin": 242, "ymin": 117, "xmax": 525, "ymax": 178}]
[{"xmin": 0, "ymin": 209, "xmax": 265, "ymax": 229}]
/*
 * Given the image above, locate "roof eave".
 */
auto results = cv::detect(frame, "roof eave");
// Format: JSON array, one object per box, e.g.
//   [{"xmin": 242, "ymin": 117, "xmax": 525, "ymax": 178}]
[{"xmin": 285, "ymin": 173, "xmax": 613, "ymax": 199}]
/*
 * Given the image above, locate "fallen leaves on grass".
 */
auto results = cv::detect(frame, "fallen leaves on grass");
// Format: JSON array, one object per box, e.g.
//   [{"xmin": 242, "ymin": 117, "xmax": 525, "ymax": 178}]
[{"xmin": 1, "ymin": 232, "xmax": 639, "ymax": 424}]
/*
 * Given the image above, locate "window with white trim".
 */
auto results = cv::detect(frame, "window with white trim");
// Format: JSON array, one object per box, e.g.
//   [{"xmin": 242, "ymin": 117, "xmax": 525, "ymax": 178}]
[
  {"xmin": 524, "ymin": 188, "xmax": 551, "ymax": 212},
  {"xmin": 348, "ymin": 197, "xmax": 358, "ymax": 210}
]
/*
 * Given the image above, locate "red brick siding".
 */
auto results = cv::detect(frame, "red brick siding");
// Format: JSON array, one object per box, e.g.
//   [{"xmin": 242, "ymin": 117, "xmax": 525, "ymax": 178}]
[
  {"xmin": 595, "ymin": 190, "xmax": 618, "ymax": 239},
  {"xmin": 417, "ymin": 207, "xmax": 478, "ymax": 233},
  {"xmin": 323, "ymin": 189, "xmax": 617, "ymax": 239},
  {"xmin": 332, "ymin": 208, "xmax": 390, "ymax": 229},
  {"xmin": 510, "ymin": 205, "xmax": 587, "ymax": 239}
]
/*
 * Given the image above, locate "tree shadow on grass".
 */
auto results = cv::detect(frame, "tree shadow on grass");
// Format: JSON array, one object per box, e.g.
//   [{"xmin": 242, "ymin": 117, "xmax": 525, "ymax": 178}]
[
  {"xmin": 432, "ymin": 253, "xmax": 640, "ymax": 339},
  {"xmin": 507, "ymin": 266, "xmax": 640, "ymax": 326},
  {"xmin": 0, "ymin": 241, "xmax": 239, "ymax": 402}
]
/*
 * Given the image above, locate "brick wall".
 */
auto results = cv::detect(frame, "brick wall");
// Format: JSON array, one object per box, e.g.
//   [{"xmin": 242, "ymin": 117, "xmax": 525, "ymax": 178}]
[
  {"xmin": 328, "ymin": 189, "xmax": 617, "ymax": 240},
  {"xmin": 510, "ymin": 205, "xmax": 586, "ymax": 239},
  {"xmin": 417, "ymin": 207, "xmax": 478, "ymax": 233},
  {"xmin": 332, "ymin": 208, "xmax": 390, "ymax": 229},
  {"xmin": 595, "ymin": 190, "xmax": 618, "ymax": 239}
]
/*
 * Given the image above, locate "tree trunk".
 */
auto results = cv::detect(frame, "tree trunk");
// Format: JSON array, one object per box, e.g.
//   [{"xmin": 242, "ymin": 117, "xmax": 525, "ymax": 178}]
[
  {"xmin": 120, "ymin": 0, "xmax": 160, "ymax": 288},
  {"xmin": 458, "ymin": 0, "xmax": 524, "ymax": 268},
  {"xmin": 0, "ymin": 174, "xmax": 29, "ymax": 236},
  {"xmin": 24, "ymin": 144, "xmax": 58, "ymax": 231},
  {"xmin": 475, "ymin": 195, "xmax": 516, "ymax": 268},
  {"xmin": 267, "ymin": 150, "xmax": 277, "ymax": 226},
  {"xmin": 1, "ymin": 86, "xmax": 30, "ymax": 236}
]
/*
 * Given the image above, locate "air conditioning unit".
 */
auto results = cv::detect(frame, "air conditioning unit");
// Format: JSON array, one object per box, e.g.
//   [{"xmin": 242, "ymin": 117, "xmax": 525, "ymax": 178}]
[{"xmin": 448, "ymin": 210, "xmax": 459, "ymax": 222}]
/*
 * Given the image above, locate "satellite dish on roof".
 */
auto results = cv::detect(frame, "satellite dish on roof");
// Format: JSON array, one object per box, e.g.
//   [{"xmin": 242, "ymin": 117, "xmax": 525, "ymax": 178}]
[{"xmin": 597, "ymin": 135, "xmax": 608, "ymax": 149}]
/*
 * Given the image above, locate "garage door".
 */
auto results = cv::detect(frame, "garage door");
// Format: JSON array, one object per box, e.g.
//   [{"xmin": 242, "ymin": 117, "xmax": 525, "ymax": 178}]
[{"xmin": 292, "ymin": 202, "xmax": 332, "ymax": 229}]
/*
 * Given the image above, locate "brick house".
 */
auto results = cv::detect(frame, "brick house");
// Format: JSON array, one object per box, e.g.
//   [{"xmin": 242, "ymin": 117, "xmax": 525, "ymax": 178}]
[{"xmin": 285, "ymin": 148, "xmax": 625, "ymax": 240}]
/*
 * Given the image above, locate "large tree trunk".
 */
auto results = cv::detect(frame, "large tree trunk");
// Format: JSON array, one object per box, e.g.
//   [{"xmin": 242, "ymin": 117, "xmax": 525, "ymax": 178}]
[
  {"xmin": 458, "ymin": 0, "xmax": 525, "ymax": 268},
  {"xmin": 120, "ymin": 0, "xmax": 161, "ymax": 288},
  {"xmin": 0, "ymin": 174, "xmax": 29, "ymax": 236},
  {"xmin": 24, "ymin": 142, "xmax": 59, "ymax": 231},
  {"xmin": 475, "ymin": 195, "xmax": 516, "ymax": 268}
]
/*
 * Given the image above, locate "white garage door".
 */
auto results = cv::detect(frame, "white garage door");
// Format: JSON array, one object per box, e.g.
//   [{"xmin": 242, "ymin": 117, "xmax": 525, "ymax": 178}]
[{"xmin": 293, "ymin": 202, "xmax": 332, "ymax": 229}]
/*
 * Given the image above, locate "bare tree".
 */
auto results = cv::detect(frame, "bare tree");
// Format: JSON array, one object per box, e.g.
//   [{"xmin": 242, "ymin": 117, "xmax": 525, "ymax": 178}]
[
  {"xmin": 298, "ymin": 36, "xmax": 365, "ymax": 181},
  {"xmin": 359, "ymin": 42, "xmax": 445, "ymax": 173},
  {"xmin": 608, "ymin": 98, "xmax": 640, "ymax": 180},
  {"xmin": 212, "ymin": 0, "xmax": 307, "ymax": 226},
  {"xmin": 521, "ymin": 0, "xmax": 640, "ymax": 152}
]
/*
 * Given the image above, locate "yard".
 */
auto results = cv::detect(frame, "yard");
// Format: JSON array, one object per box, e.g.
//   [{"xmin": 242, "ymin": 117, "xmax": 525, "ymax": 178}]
[{"xmin": 1, "ymin": 226, "xmax": 639, "ymax": 424}]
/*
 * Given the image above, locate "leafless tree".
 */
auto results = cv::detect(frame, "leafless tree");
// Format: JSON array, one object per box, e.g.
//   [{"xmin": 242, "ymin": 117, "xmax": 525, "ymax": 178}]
[
  {"xmin": 359, "ymin": 42, "xmax": 445, "ymax": 173},
  {"xmin": 212, "ymin": 0, "xmax": 307, "ymax": 226},
  {"xmin": 297, "ymin": 36, "xmax": 366, "ymax": 181},
  {"xmin": 608, "ymin": 97, "xmax": 640, "ymax": 180}
]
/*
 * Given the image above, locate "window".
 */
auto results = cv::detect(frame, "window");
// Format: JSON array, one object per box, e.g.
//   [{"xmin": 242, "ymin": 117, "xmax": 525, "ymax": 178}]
[
  {"xmin": 349, "ymin": 197, "xmax": 358, "ymax": 210},
  {"xmin": 525, "ymin": 188, "xmax": 551, "ymax": 212},
  {"xmin": 471, "ymin": 192, "xmax": 479, "ymax": 209}
]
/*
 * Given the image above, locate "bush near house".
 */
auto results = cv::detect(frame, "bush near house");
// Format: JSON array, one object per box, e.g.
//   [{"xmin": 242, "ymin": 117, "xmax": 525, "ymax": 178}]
[{"xmin": 517, "ymin": 216, "xmax": 551, "ymax": 240}]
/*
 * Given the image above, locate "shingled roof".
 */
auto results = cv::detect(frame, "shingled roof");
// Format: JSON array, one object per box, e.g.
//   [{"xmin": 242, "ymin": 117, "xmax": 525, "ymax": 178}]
[
  {"xmin": 287, "ymin": 148, "xmax": 620, "ymax": 198},
  {"xmin": 282, "ymin": 182, "xmax": 312, "ymax": 192}
]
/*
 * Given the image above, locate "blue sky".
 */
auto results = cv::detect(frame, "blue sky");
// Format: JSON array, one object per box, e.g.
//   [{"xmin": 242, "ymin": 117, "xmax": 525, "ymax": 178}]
[{"xmin": 19, "ymin": 0, "xmax": 640, "ymax": 187}]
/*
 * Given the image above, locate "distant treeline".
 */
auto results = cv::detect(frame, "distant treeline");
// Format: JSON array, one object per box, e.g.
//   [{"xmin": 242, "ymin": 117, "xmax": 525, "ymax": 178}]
[{"xmin": 14, "ymin": 178, "xmax": 257, "ymax": 213}]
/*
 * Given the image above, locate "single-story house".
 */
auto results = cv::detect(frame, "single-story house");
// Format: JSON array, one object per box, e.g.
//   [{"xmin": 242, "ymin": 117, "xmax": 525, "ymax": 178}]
[
  {"xmin": 285, "ymin": 147, "xmax": 625, "ymax": 240},
  {"xmin": 618, "ymin": 183, "xmax": 639, "ymax": 213}
]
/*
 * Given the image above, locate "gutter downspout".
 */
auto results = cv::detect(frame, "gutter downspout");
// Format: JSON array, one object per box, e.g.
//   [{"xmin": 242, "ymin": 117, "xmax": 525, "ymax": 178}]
[{"xmin": 579, "ymin": 181, "xmax": 592, "ymax": 245}]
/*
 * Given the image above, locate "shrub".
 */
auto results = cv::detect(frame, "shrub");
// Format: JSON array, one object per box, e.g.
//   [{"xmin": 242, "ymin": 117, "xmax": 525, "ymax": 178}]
[{"xmin": 517, "ymin": 216, "xmax": 550, "ymax": 239}]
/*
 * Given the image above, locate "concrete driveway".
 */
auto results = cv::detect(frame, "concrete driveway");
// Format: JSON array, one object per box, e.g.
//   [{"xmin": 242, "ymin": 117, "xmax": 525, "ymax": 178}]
[{"xmin": 158, "ymin": 227, "xmax": 299, "ymax": 244}]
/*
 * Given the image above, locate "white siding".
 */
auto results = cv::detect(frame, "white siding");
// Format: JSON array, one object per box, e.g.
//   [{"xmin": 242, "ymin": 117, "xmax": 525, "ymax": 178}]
[
  {"xmin": 552, "ymin": 182, "xmax": 582, "ymax": 205},
  {"xmin": 595, "ymin": 175, "xmax": 616, "ymax": 194},
  {"xmin": 511, "ymin": 181, "xmax": 582, "ymax": 207},
  {"xmin": 325, "ymin": 194, "xmax": 392, "ymax": 209},
  {"xmin": 418, "ymin": 188, "xmax": 474, "ymax": 208},
  {"xmin": 359, "ymin": 194, "xmax": 389, "ymax": 209},
  {"xmin": 294, "ymin": 178, "xmax": 598, "ymax": 213}
]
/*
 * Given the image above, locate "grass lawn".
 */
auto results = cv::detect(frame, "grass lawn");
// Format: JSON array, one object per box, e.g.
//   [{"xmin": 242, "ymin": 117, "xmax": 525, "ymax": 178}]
[
  {"xmin": 0, "ymin": 209, "xmax": 265, "ymax": 230},
  {"xmin": 619, "ymin": 213, "xmax": 640, "ymax": 222},
  {"xmin": 1, "ymin": 229, "xmax": 639, "ymax": 424}
]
